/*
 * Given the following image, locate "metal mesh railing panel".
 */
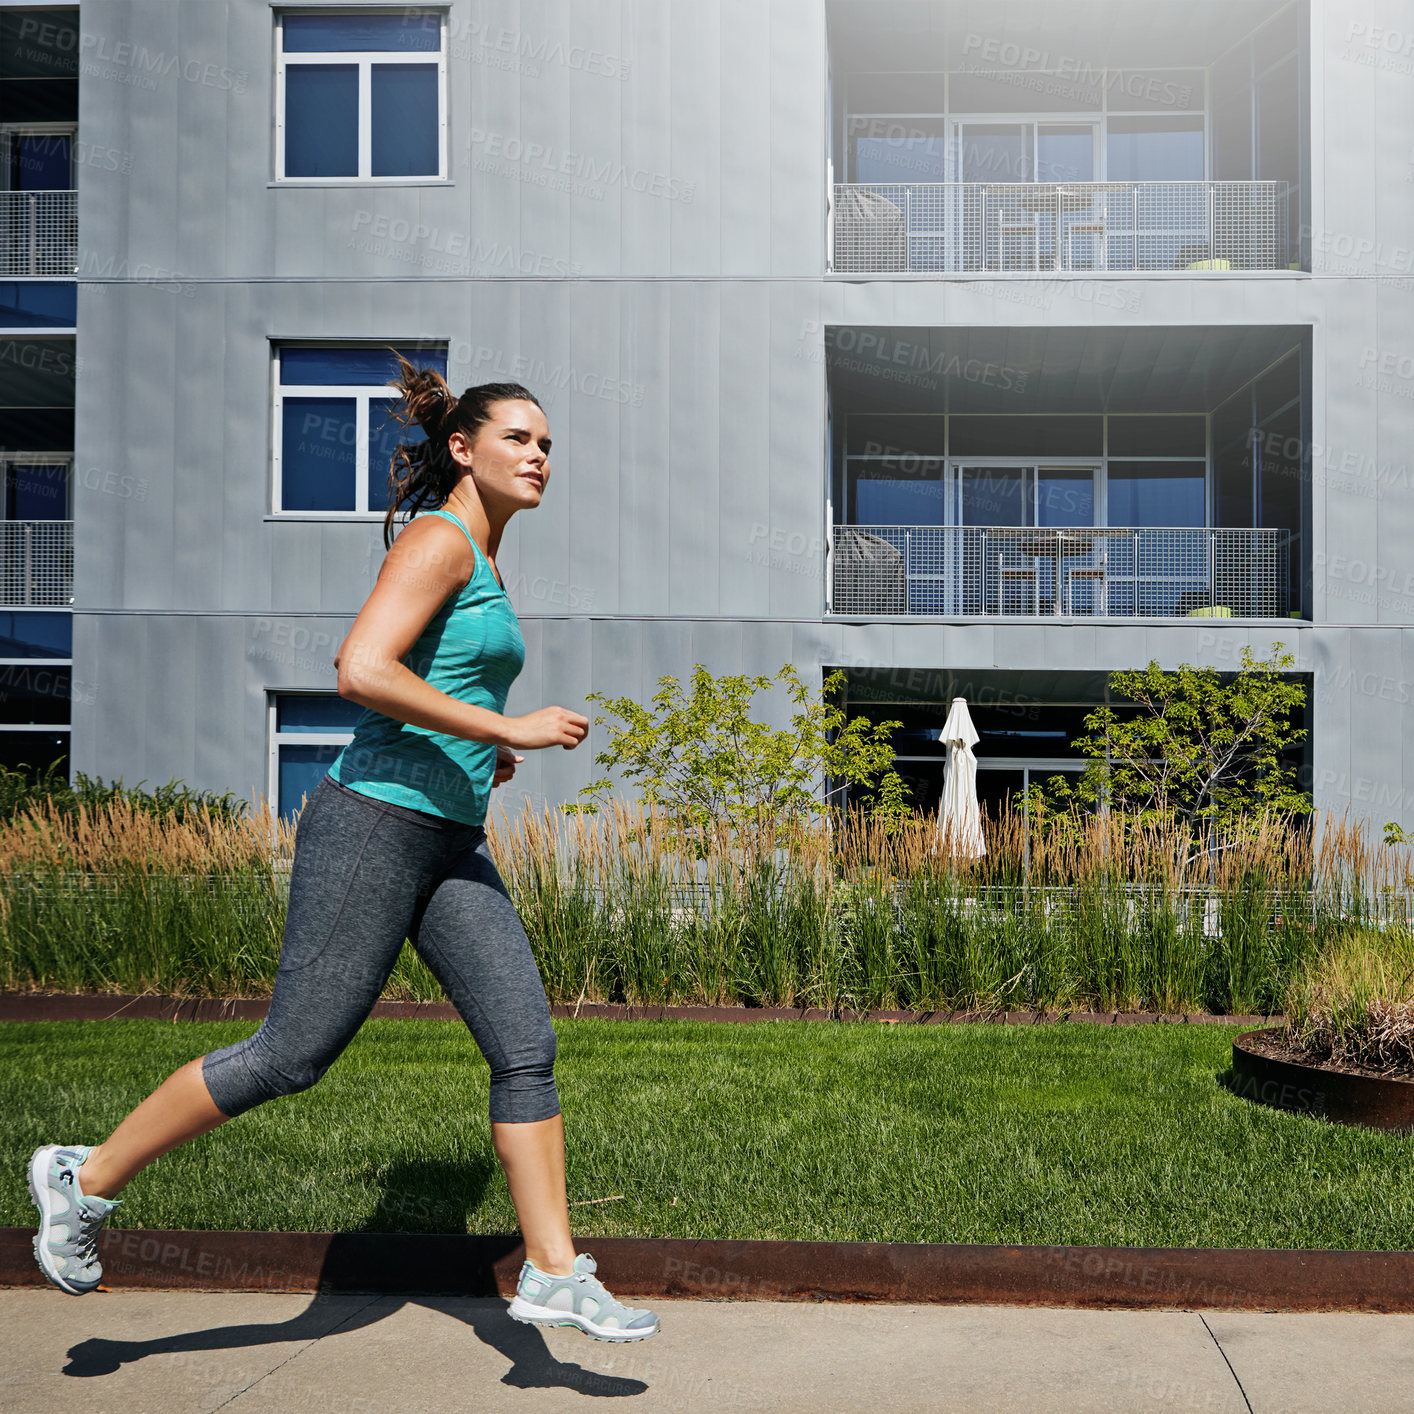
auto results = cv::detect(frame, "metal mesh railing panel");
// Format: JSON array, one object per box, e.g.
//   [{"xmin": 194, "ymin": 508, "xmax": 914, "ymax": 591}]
[
  {"xmin": 0, "ymin": 191, "xmax": 77, "ymax": 276},
  {"xmin": 831, "ymin": 525, "xmax": 1292, "ymax": 618},
  {"xmin": 831, "ymin": 181, "xmax": 1290, "ymax": 274},
  {"xmin": 0, "ymin": 520, "xmax": 73, "ymax": 606}
]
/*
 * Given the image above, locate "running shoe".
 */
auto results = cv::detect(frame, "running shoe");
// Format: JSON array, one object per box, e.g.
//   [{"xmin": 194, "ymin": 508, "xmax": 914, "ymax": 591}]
[
  {"xmin": 507, "ymin": 1252, "xmax": 659, "ymax": 1341},
  {"xmin": 28, "ymin": 1144, "xmax": 122, "ymax": 1295}
]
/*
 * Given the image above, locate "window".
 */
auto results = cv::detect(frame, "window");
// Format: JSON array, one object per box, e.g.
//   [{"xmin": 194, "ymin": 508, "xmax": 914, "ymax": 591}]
[
  {"xmin": 273, "ymin": 343, "xmax": 445, "ymax": 514},
  {"xmin": 1106, "ymin": 462, "xmax": 1206, "ymax": 527},
  {"xmin": 2, "ymin": 452, "xmax": 70, "ymax": 520},
  {"xmin": 1106, "ymin": 116, "xmax": 1204, "ymax": 181},
  {"xmin": 0, "ymin": 125, "xmax": 74, "ymax": 191},
  {"xmin": 269, "ymin": 692, "xmax": 363, "ymax": 823},
  {"xmin": 0, "ymin": 608, "xmax": 72, "ymax": 778},
  {"xmin": 275, "ymin": 10, "xmax": 446, "ymax": 181}
]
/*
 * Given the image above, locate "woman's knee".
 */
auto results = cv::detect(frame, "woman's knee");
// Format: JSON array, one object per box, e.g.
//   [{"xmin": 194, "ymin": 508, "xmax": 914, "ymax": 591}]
[
  {"xmin": 201, "ymin": 1030, "xmax": 336, "ymax": 1116},
  {"xmin": 486, "ymin": 1019, "xmax": 559, "ymax": 1121}
]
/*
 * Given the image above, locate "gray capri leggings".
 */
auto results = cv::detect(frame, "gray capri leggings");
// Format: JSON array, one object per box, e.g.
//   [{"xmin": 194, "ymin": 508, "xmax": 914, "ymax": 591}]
[{"xmin": 201, "ymin": 772, "xmax": 560, "ymax": 1124}]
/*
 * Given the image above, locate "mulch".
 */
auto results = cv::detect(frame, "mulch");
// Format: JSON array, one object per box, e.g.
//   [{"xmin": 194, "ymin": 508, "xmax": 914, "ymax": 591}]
[{"xmin": 1238, "ymin": 1026, "xmax": 1414, "ymax": 1085}]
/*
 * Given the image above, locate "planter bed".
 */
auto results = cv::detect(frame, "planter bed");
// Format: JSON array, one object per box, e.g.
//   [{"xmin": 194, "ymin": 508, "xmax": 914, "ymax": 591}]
[{"xmin": 1232, "ymin": 1027, "xmax": 1414, "ymax": 1131}]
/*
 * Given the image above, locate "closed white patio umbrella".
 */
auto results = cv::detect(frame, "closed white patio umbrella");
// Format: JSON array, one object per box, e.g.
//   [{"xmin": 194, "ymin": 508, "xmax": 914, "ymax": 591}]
[{"xmin": 935, "ymin": 697, "xmax": 985, "ymax": 862}]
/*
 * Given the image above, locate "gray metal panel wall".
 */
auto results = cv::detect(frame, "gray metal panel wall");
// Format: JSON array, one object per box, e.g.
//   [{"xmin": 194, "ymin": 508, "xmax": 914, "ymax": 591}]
[{"xmin": 65, "ymin": 0, "xmax": 1414, "ymax": 842}]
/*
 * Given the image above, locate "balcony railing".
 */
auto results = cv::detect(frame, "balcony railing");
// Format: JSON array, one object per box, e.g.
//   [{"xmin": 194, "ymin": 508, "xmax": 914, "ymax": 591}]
[
  {"xmin": 0, "ymin": 520, "xmax": 73, "ymax": 606},
  {"xmin": 831, "ymin": 525, "xmax": 1293, "ymax": 618},
  {"xmin": 831, "ymin": 181, "xmax": 1291, "ymax": 274},
  {"xmin": 0, "ymin": 191, "xmax": 77, "ymax": 276}
]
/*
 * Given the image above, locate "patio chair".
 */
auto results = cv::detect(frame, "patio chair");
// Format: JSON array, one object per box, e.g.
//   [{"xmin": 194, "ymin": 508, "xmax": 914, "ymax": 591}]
[
  {"xmin": 996, "ymin": 549, "xmax": 1041, "ymax": 614},
  {"xmin": 1064, "ymin": 547, "xmax": 1109, "ymax": 614}
]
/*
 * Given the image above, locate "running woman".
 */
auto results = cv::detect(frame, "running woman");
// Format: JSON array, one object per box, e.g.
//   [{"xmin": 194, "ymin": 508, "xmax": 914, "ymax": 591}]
[{"xmin": 28, "ymin": 355, "xmax": 659, "ymax": 1343}]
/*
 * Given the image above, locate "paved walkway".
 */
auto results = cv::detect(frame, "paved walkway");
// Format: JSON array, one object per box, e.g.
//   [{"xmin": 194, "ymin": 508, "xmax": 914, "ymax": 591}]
[{"xmin": 4, "ymin": 1288, "xmax": 1414, "ymax": 1412}]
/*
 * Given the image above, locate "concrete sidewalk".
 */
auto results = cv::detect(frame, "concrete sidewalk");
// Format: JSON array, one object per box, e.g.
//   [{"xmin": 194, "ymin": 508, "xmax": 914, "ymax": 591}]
[{"xmin": 4, "ymin": 1290, "xmax": 1414, "ymax": 1412}]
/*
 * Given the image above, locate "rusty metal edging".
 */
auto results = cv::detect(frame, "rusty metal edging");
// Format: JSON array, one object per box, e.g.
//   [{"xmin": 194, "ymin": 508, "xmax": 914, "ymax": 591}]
[
  {"xmin": 2, "ymin": 1229, "xmax": 1412, "ymax": 1310},
  {"xmin": 0, "ymin": 993, "xmax": 1279, "ymax": 1027}
]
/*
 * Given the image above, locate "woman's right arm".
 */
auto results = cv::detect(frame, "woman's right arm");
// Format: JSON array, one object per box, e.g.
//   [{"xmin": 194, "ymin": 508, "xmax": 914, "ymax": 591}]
[{"xmin": 334, "ymin": 519, "xmax": 587, "ymax": 752}]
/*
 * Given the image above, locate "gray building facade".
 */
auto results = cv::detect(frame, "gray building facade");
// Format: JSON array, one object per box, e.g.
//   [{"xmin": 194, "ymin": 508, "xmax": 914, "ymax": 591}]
[{"xmin": 1, "ymin": 0, "xmax": 1410, "ymax": 835}]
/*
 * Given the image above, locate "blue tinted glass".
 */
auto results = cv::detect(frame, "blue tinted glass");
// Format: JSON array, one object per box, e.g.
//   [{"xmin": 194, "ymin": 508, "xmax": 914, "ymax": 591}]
[
  {"xmin": 368, "ymin": 397, "xmax": 423, "ymax": 512},
  {"xmin": 280, "ymin": 345, "xmax": 447, "ymax": 385},
  {"xmin": 960, "ymin": 126, "xmax": 1032, "ymax": 183},
  {"xmin": 1107, "ymin": 464, "xmax": 1206, "ymax": 526},
  {"xmin": 284, "ymin": 64, "xmax": 358, "ymax": 177},
  {"xmin": 0, "ymin": 611, "xmax": 70, "ymax": 656},
  {"xmin": 0, "ymin": 282, "xmax": 76, "ymax": 328},
  {"xmin": 960, "ymin": 468, "xmax": 1029, "ymax": 526},
  {"xmin": 1037, "ymin": 127, "xmax": 1093, "ymax": 183},
  {"xmin": 856, "ymin": 479, "xmax": 944, "ymax": 525},
  {"xmin": 9, "ymin": 462, "xmax": 67, "ymax": 520},
  {"xmin": 282, "ymin": 397, "xmax": 356, "ymax": 510},
  {"xmin": 278, "ymin": 743, "xmax": 346, "ymax": 824},
  {"xmin": 1037, "ymin": 474, "xmax": 1094, "ymax": 527},
  {"xmin": 284, "ymin": 14, "xmax": 440, "ymax": 52},
  {"xmin": 276, "ymin": 693, "xmax": 364, "ymax": 732},
  {"xmin": 15, "ymin": 134, "xmax": 71, "ymax": 191},
  {"xmin": 1106, "ymin": 119, "xmax": 1204, "ymax": 181},
  {"xmin": 854, "ymin": 130, "xmax": 947, "ymax": 183},
  {"xmin": 371, "ymin": 64, "xmax": 439, "ymax": 176}
]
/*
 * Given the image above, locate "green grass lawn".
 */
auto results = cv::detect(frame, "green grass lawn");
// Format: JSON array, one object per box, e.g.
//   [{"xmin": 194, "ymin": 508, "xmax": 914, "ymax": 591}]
[{"xmin": 3, "ymin": 1018, "xmax": 1411, "ymax": 1250}]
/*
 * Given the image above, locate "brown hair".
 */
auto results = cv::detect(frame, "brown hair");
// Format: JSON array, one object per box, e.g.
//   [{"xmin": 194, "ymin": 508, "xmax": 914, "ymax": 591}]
[{"xmin": 378, "ymin": 349, "xmax": 543, "ymax": 549}]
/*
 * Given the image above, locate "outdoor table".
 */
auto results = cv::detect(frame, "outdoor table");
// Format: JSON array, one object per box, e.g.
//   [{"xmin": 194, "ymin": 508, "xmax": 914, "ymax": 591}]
[{"xmin": 987, "ymin": 530, "xmax": 1099, "ymax": 615}]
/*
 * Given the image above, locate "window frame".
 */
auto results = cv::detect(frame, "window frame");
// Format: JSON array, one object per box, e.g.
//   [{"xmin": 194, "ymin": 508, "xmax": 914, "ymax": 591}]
[
  {"xmin": 273, "ymin": 7, "xmax": 449, "ymax": 183},
  {"xmin": 270, "ymin": 339, "xmax": 447, "ymax": 517},
  {"xmin": 267, "ymin": 690, "xmax": 360, "ymax": 822}
]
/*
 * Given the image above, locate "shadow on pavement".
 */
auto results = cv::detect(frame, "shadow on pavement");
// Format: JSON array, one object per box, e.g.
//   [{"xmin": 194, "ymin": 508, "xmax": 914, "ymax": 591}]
[{"xmin": 60, "ymin": 1154, "xmax": 651, "ymax": 1398}]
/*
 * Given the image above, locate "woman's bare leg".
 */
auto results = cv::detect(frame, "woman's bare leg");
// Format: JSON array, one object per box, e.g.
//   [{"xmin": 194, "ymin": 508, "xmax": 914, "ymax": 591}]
[
  {"xmin": 75, "ymin": 1057, "xmax": 230, "ymax": 1200},
  {"xmin": 492, "ymin": 1113, "xmax": 578, "ymax": 1276}
]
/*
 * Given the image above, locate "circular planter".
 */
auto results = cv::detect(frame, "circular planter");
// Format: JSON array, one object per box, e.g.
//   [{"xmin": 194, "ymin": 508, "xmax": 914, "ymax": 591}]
[{"xmin": 1232, "ymin": 1027, "xmax": 1414, "ymax": 1131}]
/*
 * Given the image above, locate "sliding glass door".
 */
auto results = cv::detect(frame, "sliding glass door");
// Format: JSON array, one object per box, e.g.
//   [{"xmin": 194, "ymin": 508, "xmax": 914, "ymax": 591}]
[
  {"xmin": 955, "ymin": 122, "xmax": 1098, "ymax": 269},
  {"xmin": 954, "ymin": 464, "xmax": 1100, "ymax": 613}
]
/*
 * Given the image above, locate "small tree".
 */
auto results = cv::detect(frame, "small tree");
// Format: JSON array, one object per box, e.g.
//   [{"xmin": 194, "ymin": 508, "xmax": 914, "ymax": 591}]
[
  {"xmin": 1030, "ymin": 643, "xmax": 1309, "ymax": 842},
  {"xmin": 564, "ymin": 665, "xmax": 908, "ymax": 845}
]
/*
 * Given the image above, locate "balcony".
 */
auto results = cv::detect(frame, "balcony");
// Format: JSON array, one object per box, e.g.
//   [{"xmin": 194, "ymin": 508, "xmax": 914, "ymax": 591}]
[
  {"xmin": 831, "ymin": 181, "xmax": 1290, "ymax": 275},
  {"xmin": 0, "ymin": 191, "xmax": 77, "ymax": 276},
  {"xmin": 0, "ymin": 520, "xmax": 73, "ymax": 606},
  {"xmin": 831, "ymin": 525, "xmax": 1292, "ymax": 619}
]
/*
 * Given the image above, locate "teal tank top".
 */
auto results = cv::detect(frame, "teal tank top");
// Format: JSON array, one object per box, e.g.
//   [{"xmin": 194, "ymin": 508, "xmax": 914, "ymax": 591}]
[{"xmin": 327, "ymin": 507, "xmax": 526, "ymax": 826}]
